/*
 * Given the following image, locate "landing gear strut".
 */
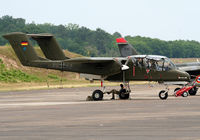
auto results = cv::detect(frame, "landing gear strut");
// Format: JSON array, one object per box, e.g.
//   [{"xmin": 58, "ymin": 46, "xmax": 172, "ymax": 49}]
[{"xmin": 91, "ymin": 79, "xmax": 105, "ymax": 101}]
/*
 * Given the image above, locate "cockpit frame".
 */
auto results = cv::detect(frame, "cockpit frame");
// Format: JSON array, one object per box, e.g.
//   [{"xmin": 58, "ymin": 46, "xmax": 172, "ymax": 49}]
[{"xmin": 130, "ymin": 55, "xmax": 176, "ymax": 71}]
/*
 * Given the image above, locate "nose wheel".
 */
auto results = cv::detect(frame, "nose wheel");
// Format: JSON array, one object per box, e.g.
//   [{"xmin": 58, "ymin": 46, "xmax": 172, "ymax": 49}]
[{"xmin": 159, "ymin": 90, "xmax": 168, "ymax": 100}]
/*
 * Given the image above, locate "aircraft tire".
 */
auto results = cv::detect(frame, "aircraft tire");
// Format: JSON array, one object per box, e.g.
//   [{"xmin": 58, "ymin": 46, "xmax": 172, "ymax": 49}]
[
  {"xmin": 159, "ymin": 90, "xmax": 168, "ymax": 100},
  {"xmin": 92, "ymin": 90, "xmax": 104, "ymax": 101},
  {"xmin": 182, "ymin": 92, "xmax": 188, "ymax": 97},
  {"xmin": 188, "ymin": 86, "xmax": 198, "ymax": 96},
  {"xmin": 119, "ymin": 89, "xmax": 130, "ymax": 99}
]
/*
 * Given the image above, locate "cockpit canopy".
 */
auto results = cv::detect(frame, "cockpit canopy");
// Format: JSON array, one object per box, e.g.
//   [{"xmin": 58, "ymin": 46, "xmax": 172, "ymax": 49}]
[{"xmin": 130, "ymin": 55, "xmax": 176, "ymax": 71}]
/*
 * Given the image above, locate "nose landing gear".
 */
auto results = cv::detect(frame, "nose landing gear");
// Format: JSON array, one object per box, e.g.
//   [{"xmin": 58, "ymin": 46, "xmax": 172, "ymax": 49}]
[{"xmin": 159, "ymin": 90, "xmax": 168, "ymax": 100}]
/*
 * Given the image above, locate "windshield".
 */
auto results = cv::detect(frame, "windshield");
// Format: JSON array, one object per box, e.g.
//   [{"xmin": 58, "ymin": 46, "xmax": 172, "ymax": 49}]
[
  {"xmin": 131, "ymin": 56, "xmax": 176, "ymax": 71},
  {"xmin": 163, "ymin": 58, "xmax": 176, "ymax": 70}
]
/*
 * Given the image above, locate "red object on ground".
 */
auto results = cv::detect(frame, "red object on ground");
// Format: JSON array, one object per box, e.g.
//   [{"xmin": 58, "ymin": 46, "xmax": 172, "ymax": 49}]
[
  {"xmin": 175, "ymin": 85, "xmax": 195, "ymax": 97},
  {"xmin": 116, "ymin": 38, "xmax": 127, "ymax": 44}
]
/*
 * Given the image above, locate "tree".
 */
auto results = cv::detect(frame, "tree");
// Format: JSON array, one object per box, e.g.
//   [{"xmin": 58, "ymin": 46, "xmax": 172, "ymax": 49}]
[{"xmin": 1, "ymin": 15, "xmax": 200, "ymax": 58}]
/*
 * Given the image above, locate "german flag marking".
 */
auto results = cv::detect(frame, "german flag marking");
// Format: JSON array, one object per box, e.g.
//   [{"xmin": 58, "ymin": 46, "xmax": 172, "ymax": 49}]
[{"xmin": 21, "ymin": 41, "xmax": 28, "ymax": 46}]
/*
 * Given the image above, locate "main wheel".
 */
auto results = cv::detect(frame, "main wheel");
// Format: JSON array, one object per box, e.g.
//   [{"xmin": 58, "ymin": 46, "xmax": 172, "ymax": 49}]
[
  {"xmin": 182, "ymin": 92, "xmax": 188, "ymax": 97},
  {"xmin": 188, "ymin": 86, "xmax": 198, "ymax": 96},
  {"xmin": 119, "ymin": 89, "xmax": 130, "ymax": 99},
  {"xmin": 92, "ymin": 90, "xmax": 104, "ymax": 101},
  {"xmin": 159, "ymin": 90, "xmax": 168, "ymax": 100}
]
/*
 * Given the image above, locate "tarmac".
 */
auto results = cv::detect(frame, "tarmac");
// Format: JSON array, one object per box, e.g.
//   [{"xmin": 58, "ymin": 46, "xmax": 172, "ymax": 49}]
[{"xmin": 0, "ymin": 84, "xmax": 200, "ymax": 140}]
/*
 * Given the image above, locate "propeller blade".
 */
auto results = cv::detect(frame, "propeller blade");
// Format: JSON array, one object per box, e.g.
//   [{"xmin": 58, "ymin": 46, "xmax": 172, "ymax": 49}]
[
  {"xmin": 122, "ymin": 65, "xmax": 129, "ymax": 71},
  {"xmin": 114, "ymin": 57, "xmax": 130, "ymax": 71}
]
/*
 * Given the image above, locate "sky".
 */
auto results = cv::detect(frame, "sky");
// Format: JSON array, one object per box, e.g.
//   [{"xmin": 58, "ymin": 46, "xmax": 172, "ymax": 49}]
[{"xmin": 1, "ymin": 0, "xmax": 200, "ymax": 41}]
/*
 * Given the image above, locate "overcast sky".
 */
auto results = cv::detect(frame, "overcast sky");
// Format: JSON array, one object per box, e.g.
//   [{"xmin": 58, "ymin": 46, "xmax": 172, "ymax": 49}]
[{"xmin": 1, "ymin": 0, "xmax": 200, "ymax": 41}]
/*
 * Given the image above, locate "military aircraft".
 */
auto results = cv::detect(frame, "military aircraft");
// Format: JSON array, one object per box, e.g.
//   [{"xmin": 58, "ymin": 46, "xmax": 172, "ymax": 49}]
[{"xmin": 3, "ymin": 32, "xmax": 190, "ymax": 100}]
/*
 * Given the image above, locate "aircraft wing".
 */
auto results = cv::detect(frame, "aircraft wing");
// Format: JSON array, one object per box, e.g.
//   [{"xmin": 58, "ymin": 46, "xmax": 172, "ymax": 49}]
[
  {"xmin": 64, "ymin": 57, "xmax": 125, "ymax": 63},
  {"xmin": 28, "ymin": 57, "xmax": 124, "ymax": 77},
  {"xmin": 62, "ymin": 57, "xmax": 126, "ymax": 76}
]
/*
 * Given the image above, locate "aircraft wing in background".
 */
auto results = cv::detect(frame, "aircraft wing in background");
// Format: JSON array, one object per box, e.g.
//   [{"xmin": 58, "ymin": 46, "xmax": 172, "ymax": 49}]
[{"xmin": 176, "ymin": 62, "xmax": 200, "ymax": 77}]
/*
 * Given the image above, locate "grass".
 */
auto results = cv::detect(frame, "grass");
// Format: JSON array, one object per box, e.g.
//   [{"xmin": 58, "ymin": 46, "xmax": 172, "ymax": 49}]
[
  {"xmin": 0, "ymin": 58, "xmax": 43, "ymax": 83},
  {"xmin": 0, "ymin": 46, "xmax": 81, "ymax": 85}
]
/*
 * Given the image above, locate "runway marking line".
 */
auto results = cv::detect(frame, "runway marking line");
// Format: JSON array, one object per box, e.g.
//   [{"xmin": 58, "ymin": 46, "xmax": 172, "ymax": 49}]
[{"xmin": 0, "ymin": 101, "xmax": 111, "ymax": 108}]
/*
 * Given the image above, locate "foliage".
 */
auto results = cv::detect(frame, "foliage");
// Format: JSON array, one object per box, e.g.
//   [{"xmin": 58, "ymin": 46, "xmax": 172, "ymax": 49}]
[
  {"xmin": 1, "ymin": 15, "xmax": 200, "ymax": 58},
  {"xmin": 0, "ymin": 58, "xmax": 42, "ymax": 83},
  {"xmin": 125, "ymin": 36, "xmax": 200, "ymax": 58}
]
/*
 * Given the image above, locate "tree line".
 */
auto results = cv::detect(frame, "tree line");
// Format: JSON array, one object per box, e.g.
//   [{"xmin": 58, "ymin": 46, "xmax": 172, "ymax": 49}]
[{"xmin": 0, "ymin": 15, "xmax": 200, "ymax": 58}]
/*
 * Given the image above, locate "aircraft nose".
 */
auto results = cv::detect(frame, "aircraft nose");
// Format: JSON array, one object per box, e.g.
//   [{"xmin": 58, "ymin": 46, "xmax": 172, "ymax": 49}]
[{"xmin": 177, "ymin": 70, "xmax": 190, "ymax": 81}]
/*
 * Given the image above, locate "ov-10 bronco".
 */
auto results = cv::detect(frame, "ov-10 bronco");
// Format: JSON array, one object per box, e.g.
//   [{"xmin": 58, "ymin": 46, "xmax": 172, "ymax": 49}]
[{"xmin": 3, "ymin": 32, "xmax": 190, "ymax": 100}]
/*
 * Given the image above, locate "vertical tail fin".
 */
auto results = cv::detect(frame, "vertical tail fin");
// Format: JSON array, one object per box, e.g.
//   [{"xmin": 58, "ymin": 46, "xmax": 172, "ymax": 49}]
[
  {"xmin": 28, "ymin": 34, "xmax": 68, "ymax": 60},
  {"xmin": 116, "ymin": 38, "xmax": 138, "ymax": 57},
  {"xmin": 3, "ymin": 32, "xmax": 41, "ymax": 66}
]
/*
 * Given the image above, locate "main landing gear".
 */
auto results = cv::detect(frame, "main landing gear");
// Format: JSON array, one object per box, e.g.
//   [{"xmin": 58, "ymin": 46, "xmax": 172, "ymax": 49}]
[
  {"xmin": 91, "ymin": 80, "xmax": 131, "ymax": 101},
  {"xmin": 92, "ymin": 90, "xmax": 104, "ymax": 101},
  {"xmin": 119, "ymin": 87, "xmax": 130, "ymax": 99}
]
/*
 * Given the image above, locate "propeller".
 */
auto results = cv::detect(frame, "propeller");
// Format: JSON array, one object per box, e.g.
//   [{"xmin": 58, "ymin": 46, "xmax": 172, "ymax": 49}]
[
  {"xmin": 114, "ymin": 57, "xmax": 131, "ymax": 71},
  {"xmin": 121, "ymin": 65, "xmax": 129, "ymax": 71},
  {"xmin": 113, "ymin": 57, "xmax": 131, "ymax": 85}
]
